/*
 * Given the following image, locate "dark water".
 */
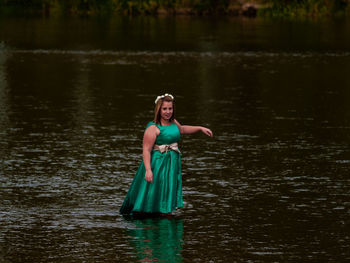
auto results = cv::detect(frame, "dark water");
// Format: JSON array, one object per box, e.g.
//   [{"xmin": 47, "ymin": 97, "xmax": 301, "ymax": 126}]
[{"xmin": 0, "ymin": 16, "xmax": 350, "ymax": 262}]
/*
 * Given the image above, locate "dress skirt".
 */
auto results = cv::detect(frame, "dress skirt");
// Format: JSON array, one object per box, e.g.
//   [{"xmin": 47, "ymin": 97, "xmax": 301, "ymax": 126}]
[{"xmin": 120, "ymin": 150, "xmax": 183, "ymax": 214}]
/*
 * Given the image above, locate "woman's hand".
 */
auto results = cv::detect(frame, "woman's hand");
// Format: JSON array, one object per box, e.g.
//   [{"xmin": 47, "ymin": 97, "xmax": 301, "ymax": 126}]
[
  {"xmin": 201, "ymin": 127, "xmax": 213, "ymax": 137},
  {"xmin": 145, "ymin": 169, "xmax": 153, "ymax": 184}
]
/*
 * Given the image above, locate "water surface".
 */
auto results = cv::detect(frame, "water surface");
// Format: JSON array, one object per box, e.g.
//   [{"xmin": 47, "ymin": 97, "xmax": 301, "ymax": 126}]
[{"xmin": 0, "ymin": 16, "xmax": 349, "ymax": 262}]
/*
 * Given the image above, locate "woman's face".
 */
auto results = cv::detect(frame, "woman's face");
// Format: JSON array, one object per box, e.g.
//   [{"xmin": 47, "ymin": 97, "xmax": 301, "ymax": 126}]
[{"xmin": 160, "ymin": 101, "xmax": 173, "ymax": 121}]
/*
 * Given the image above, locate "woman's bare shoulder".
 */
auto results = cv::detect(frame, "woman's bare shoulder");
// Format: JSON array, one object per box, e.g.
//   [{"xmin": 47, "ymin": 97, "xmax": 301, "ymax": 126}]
[
  {"xmin": 145, "ymin": 122, "xmax": 160, "ymax": 135},
  {"xmin": 173, "ymin": 119, "xmax": 181, "ymax": 125},
  {"xmin": 173, "ymin": 119, "xmax": 183, "ymax": 133}
]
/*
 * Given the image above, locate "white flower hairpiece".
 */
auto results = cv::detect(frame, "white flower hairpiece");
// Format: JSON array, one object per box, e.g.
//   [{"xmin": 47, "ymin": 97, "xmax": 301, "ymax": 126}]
[{"xmin": 154, "ymin": 93, "xmax": 174, "ymax": 104}]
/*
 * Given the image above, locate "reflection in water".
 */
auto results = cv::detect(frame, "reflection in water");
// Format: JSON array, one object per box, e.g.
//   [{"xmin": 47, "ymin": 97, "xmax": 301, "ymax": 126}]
[
  {"xmin": 72, "ymin": 53, "xmax": 94, "ymax": 131},
  {"xmin": 0, "ymin": 45, "xmax": 9, "ymax": 132},
  {"xmin": 124, "ymin": 216, "xmax": 183, "ymax": 262}
]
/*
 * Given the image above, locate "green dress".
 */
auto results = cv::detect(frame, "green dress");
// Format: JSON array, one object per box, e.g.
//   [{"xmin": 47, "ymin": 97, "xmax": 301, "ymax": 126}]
[{"xmin": 120, "ymin": 121, "xmax": 183, "ymax": 214}]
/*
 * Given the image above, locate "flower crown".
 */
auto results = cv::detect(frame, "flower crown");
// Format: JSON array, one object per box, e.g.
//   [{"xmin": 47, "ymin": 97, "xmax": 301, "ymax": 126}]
[{"xmin": 155, "ymin": 93, "xmax": 174, "ymax": 104}]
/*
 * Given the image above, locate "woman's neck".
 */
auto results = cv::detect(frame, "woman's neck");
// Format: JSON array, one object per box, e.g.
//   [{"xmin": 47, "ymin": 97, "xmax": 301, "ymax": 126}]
[{"xmin": 160, "ymin": 119, "xmax": 171, "ymax": 126}]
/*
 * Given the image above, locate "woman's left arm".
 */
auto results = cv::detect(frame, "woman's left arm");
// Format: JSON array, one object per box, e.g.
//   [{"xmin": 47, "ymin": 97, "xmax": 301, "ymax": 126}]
[{"xmin": 174, "ymin": 119, "xmax": 213, "ymax": 137}]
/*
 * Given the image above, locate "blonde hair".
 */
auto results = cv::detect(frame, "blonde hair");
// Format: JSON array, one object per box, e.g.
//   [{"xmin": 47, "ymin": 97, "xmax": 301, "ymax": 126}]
[{"xmin": 153, "ymin": 95, "xmax": 175, "ymax": 124}]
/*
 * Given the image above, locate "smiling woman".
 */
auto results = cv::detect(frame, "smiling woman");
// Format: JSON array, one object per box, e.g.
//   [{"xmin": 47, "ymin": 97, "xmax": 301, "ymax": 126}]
[
  {"xmin": 154, "ymin": 93, "xmax": 175, "ymax": 124},
  {"xmin": 119, "ymin": 93, "xmax": 213, "ymax": 216}
]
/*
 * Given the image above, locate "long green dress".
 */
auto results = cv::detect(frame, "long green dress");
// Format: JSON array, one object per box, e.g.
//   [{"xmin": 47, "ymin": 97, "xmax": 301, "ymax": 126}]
[{"xmin": 120, "ymin": 121, "xmax": 183, "ymax": 214}]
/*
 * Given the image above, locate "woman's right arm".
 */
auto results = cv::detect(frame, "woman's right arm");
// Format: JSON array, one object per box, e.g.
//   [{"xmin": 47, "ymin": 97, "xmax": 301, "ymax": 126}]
[
  {"xmin": 143, "ymin": 125, "xmax": 159, "ymax": 184},
  {"xmin": 174, "ymin": 119, "xmax": 213, "ymax": 137}
]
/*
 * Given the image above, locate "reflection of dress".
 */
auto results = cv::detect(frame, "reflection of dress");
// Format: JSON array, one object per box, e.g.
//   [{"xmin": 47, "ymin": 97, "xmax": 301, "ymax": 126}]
[
  {"xmin": 120, "ymin": 122, "xmax": 183, "ymax": 214},
  {"xmin": 127, "ymin": 218, "xmax": 183, "ymax": 262}
]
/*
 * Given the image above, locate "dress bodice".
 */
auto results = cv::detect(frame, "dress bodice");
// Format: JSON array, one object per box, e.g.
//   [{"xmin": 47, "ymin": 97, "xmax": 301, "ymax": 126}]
[{"xmin": 146, "ymin": 122, "xmax": 181, "ymax": 145}]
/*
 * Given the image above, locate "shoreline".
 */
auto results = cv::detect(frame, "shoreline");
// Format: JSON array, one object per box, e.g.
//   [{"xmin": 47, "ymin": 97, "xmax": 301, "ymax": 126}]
[
  {"xmin": 0, "ymin": 4, "xmax": 263, "ymax": 18},
  {"xmin": 0, "ymin": 1, "xmax": 349, "ymax": 18},
  {"xmin": 154, "ymin": 3, "xmax": 263, "ymax": 17}
]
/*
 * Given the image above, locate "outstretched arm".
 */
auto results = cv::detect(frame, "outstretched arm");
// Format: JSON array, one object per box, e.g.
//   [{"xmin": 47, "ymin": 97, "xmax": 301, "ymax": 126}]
[{"xmin": 174, "ymin": 119, "xmax": 213, "ymax": 137}]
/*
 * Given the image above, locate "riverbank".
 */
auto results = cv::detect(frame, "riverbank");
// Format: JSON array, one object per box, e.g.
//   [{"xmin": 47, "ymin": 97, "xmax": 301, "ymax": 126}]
[{"xmin": 0, "ymin": 0, "xmax": 349, "ymax": 17}]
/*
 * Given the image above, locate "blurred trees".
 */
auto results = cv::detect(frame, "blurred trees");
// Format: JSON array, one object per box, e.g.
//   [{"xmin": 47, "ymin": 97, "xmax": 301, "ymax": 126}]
[{"xmin": 0, "ymin": 0, "xmax": 348, "ymax": 16}]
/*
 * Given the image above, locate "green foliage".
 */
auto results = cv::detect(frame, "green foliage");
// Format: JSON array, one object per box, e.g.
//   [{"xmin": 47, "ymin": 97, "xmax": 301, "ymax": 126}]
[
  {"xmin": 260, "ymin": 0, "xmax": 349, "ymax": 17},
  {"xmin": 115, "ymin": 0, "xmax": 159, "ymax": 15},
  {"xmin": 0, "ymin": 0, "xmax": 348, "ymax": 16},
  {"xmin": 192, "ymin": 0, "xmax": 229, "ymax": 14},
  {"xmin": 51, "ymin": 0, "xmax": 116, "ymax": 14}
]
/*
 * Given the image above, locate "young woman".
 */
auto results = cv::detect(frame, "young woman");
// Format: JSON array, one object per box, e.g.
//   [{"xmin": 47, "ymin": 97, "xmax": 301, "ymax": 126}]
[{"xmin": 120, "ymin": 93, "xmax": 213, "ymax": 215}]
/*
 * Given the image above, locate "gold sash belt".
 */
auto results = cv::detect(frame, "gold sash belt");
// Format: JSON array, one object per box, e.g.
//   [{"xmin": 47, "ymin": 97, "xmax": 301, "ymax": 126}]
[{"xmin": 153, "ymin": 143, "xmax": 180, "ymax": 153}]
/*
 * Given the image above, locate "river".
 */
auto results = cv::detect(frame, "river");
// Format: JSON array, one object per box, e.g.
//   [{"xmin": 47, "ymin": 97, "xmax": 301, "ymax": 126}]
[{"xmin": 0, "ymin": 15, "xmax": 349, "ymax": 262}]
